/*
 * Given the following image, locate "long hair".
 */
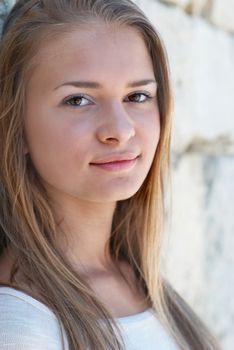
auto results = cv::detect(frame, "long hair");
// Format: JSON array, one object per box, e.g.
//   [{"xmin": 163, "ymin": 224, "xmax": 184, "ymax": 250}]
[{"xmin": 0, "ymin": 1, "xmax": 221, "ymax": 349}]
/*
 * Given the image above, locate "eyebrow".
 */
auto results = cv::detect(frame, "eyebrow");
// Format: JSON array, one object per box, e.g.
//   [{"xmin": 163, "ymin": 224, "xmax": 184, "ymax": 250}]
[{"xmin": 54, "ymin": 79, "xmax": 157, "ymax": 90}]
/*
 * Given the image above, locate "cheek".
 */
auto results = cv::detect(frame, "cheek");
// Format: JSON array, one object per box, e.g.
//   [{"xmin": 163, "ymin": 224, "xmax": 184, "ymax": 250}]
[
  {"xmin": 140, "ymin": 109, "xmax": 160, "ymax": 152},
  {"xmin": 25, "ymin": 121, "xmax": 63, "ymax": 155},
  {"xmin": 24, "ymin": 112, "xmax": 75, "ymax": 180}
]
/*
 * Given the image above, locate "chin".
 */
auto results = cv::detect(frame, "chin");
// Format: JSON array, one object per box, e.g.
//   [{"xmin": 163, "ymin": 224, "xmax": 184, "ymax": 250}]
[{"xmin": 96, "ymin": 184, "xmax": 142, "ymax": 202}]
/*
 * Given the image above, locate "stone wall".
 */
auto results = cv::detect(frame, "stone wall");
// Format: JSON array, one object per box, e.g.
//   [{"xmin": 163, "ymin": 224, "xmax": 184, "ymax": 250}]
[
  {"xmin": 1, "ymin": 0, "xmax": 233, "ymax": 349},
  {"xmin": 0, "ymin": 1, "xmax": 9, "ymax": 26},
  {"xmin": 134, "ymin": 1, "xmax": 233, "ymax": 349}
]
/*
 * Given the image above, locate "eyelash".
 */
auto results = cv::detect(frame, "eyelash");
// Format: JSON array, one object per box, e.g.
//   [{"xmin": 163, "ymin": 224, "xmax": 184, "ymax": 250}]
[{"xmin": 63, "ymin": 92, "xmax": 154, "ymax": 107}]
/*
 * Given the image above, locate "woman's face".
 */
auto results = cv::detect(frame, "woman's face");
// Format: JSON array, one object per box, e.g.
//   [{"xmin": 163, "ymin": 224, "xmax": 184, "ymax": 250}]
[{"xmin": 24, "ymin": 22, "xmax": 160, "ymax": 204}]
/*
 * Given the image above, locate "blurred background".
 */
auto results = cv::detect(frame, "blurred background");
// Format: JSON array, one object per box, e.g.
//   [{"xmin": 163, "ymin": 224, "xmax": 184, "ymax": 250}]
[
  {"xmin": 1, "ymin": 0, "xmax": 233, "ymax": 349},
  {"xmin": 133, "ymin": 1, "xmax": 234, "ymax": 349}
]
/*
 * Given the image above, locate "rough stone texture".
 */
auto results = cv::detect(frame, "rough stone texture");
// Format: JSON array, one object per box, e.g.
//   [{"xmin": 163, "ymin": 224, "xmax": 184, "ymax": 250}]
[
  {"xmin": 160, "ymin": 0, "xmax": 234, "ymax": 32},
  {"xmin": 162, "ymin": 153, "xmax": 234, "ymax": 350},
  {"xmin": 160, "ymin": 0, "xmax": 191, "ymax": 9},
  {"xmin": 1, "ymin": 0, "xmax": 234, "ymax": 349},
  {"xmin": 0, "ymin": 1, "xmax": 9, "ymax": 25},
  {"xmin": 136, "ymin": 0, "xmax": 234, "ymax": 153},
  {"xmin": 160, "ymin": 0, "xmax": 208, "ymax": 15},
  {"xmin": 135, "ymin": 1, "xmax": 234, "ymax": 348},
  {"xmin": 202, "ymin": 155, "xmax": 234, "ymax": 350},
  {"xmin": 162, "ymin": 153, "xmax": 206, "ymax": 306},
  {"xmin": 209, "ymin": 0, "xmax": 234, "ymax": 33}
]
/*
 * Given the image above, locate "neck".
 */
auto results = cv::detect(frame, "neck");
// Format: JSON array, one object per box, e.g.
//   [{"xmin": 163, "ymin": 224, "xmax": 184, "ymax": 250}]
[{"xmin": 51, "ymin": 196, "xmax": 117, "ymax": 273}]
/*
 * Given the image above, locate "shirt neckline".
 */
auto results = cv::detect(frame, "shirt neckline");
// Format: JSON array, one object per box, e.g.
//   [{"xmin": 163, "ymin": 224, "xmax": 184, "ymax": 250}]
[
  {"xmin": 0, "ymin": 286, "xmax": 155, "ymax": 323},
  {"xmin": 114, "ymin": 307, "xmax": 154, "ymax": 323}
]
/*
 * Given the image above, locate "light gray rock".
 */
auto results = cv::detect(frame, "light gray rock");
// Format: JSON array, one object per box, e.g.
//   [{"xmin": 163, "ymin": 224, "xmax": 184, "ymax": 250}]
[
  {"xmin": 159, "ymin": 0, "xmax": 191, "ymax": 9},
  {"xmin": 136, "ymin": 0, "xmax": 234, "ymax": 153},
  {"xmin": 162, "ymin": 153, "xmax": 206, "ymax": 307},
  {"xmin": 0, "ymin": 1, "xmax": 16, "ymax": 32},
  {"xmin": 0, "ymin": 1, "xmax": 8, "ymax": 25},
  {"xmin": 210, "ymin": 0, "xmax": 234, "ymax": 33},
  {"xmin": 201, "ymin": 154, "xmax": 234, "ymax": 350},
  {"xmin": 159, "ymin": 0, "xmax": 208, "ymax": 14},
  {"xmin": 189, "ymin": 0, "xmax": 207, "ymax": 14},
  {"xmin": 162, "ymin": 152, "xmax": 234, "ymax": 349}
]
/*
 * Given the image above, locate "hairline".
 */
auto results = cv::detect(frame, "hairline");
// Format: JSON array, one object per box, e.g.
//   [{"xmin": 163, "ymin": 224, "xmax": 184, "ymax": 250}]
[{"xmin": 24, "ymin": 19, "xmax": 151, "ymax": 88}]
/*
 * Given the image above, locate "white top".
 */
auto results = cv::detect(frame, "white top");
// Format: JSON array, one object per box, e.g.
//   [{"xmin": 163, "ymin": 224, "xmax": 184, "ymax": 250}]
[{"xmin": 0, "ymin": 287, "xmax": 179, "ymax": 350}]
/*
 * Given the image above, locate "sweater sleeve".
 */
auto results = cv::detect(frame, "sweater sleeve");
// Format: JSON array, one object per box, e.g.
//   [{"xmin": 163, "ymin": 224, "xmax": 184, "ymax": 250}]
[{"xmin": 0, "ymin": 290, "xmax": 69, "ymax": 350}]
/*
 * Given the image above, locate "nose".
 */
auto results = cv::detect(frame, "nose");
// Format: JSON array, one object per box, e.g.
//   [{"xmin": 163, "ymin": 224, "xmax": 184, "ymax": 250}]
[{"xmin": 96, "ymin": 101, "xmax": 136, "ymax": 145}]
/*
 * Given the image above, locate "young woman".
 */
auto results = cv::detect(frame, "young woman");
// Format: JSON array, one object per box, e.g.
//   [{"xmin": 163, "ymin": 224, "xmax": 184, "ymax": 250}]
[{"xmin": 0, "ymin": 0, "xmax": 221, "ymax": 349}]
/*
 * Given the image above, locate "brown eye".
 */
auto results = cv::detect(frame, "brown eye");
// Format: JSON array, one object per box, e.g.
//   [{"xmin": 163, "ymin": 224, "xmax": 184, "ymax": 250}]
[
  {"xmin": 63, "ymin": 95, "xmax": 91, "ymax": 107},
  {"xmin": 126, "ymin": 92, "xmax": 152, "ymax": 103}
]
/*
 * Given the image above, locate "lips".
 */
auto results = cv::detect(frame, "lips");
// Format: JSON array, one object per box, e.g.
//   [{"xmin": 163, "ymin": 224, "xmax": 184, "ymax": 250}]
[
  {"xmin": 89, "ymin": 153, "xmax": 140, "ymax": 172},
  {"xmin": 90, "ymin": 153, "xmax": 139, "ymax": 165}
]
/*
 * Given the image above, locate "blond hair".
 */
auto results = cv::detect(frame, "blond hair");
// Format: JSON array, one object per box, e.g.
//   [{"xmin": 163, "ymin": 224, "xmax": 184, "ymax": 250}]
[{"xmin": 0, "ymin": 1, "xmax": 221, "ymax": 349}]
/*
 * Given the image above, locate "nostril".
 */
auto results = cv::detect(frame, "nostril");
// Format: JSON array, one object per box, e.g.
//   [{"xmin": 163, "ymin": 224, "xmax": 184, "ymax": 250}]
[
  {"xmin": 106, "ymin": 137, "xmax": 118, "ymax": 141},
  {"xmin": 103, "ymin": 137, "xmax": 120, "ymax": 144}
]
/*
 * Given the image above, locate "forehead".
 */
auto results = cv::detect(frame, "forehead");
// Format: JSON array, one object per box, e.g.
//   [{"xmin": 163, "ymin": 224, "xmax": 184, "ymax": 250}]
[{"xmin": 27, "ymin": 23, "xmax": 155, "ymax": 90}]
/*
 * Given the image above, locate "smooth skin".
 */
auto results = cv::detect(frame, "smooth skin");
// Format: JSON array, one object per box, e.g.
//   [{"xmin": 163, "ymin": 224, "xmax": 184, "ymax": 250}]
[{"xmin": 0, "ymin": 22, "xmax": 160, "ymax": 317}]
